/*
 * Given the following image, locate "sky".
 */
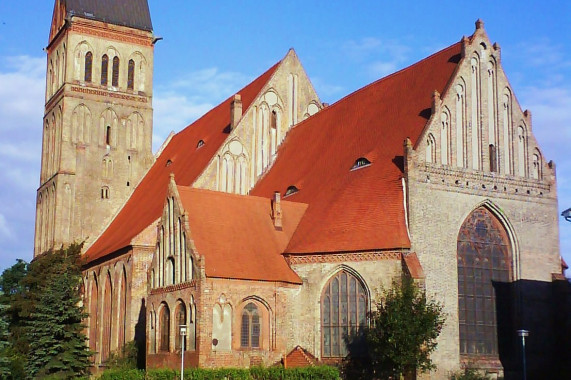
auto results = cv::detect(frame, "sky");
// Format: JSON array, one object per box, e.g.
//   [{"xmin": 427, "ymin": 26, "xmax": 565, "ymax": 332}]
[{"xmin": 0, "ymin": 1, "xmax": 570, "ymax": 274}]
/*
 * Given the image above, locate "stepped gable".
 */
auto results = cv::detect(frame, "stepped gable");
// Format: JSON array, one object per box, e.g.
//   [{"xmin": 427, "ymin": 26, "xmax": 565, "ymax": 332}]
[
  {"xmin": 64, "ymin": 0, "xmax": 153, "ymax": 31},
  {"xmin": 177, "ymin": 187, "xmax": 306, "ymax": 284},
  {"xmin": 84, "ymin": 62, "xmax": 280, "ymax": 263},
  {"xmin": 252, "ymin": 41, "xmax": 462, "ymax": 254}
]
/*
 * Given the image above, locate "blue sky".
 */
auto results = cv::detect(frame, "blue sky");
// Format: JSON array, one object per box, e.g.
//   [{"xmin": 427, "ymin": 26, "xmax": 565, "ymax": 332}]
[{"xmin": 0, "ymin": 1, "xmax": 570, "ymax": 274}]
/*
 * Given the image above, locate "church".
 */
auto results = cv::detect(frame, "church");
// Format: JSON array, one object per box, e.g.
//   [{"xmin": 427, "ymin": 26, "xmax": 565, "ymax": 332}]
[{"xmin": 34, "ymin": 1, "xmax": 566, "ymax": 378}]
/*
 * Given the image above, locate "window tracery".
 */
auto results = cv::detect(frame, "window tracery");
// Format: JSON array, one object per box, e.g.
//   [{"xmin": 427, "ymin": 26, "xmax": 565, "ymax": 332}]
[{"xmin": 240, "ymin": 303, "xmax": 260, "ymax": 348}]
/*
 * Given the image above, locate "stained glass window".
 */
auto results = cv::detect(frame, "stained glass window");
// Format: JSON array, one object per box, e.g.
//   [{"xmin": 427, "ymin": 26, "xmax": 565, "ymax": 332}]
[
  {"xmin": 240, "ymin": 303, "xmax": 260, "ymax": 348},
  {"xmin": 322, "ymin": 271, "xmax": 367, "ymax": 357},
  {"xmin": 457, "ymin": 207, "xmax": 511, "ymax": 356}
]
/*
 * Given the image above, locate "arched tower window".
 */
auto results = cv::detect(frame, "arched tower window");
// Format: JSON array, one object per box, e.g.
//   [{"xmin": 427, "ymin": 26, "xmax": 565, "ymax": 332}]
[
  {"xmin": 101, "ymin": 55, "xmax": 109, "ymax": 86},
  {"xmin": 321, "ymin": 270, "xmax": 367, "ymax": 357},
  {"xmin": 166, "ymin": 257, "xmax": 175, "ymax": 286},
  {"xmin": 457, "ymin": 207, "xmax": 512, "ymax": 356},
  {"xmin": 84, "ymin": 52, "xmax": 93, "ymax": 82},
  {"xmin": 112, "ymin": 56, "xmax": 120, "ymax": 87},
  {"xmin": 240, "ymin": 303, "xmax": 260, "ymax": 348},
  {"xmin": 159, "ymin": 304, "xmax": 170, "ymax": 352},
  {"xmin": 127, "ymin": 59, "xmax": 135, "ymax": 90},
  {"xmin": 175, "ymin": 302, "xmax": 187, "ymax": 351},
  {"xmin": 426, "ymin": 133, "xmax": 436, "ymax": 163}
]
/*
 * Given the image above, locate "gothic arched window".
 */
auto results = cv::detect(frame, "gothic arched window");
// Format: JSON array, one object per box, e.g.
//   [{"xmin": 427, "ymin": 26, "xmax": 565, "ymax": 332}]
[
  {"xmin": 101, "ymin": 55, "xmax": 109, "ymax": 86},
  {"xmin": 457, "ymin": 207, "xmax": 512, "ymax": 356},
  {"xmin": 240, "ymin": 303, "xmax": 260, "ymax": 348},
  {"xmin": 127, "ymin": 59, "xmax": 135, "ymax": 90},
  {"xmin": 175, "ymin": 302, "xmax": 186, "ymax": 351},
  {"xmin": 112, "ymin": 56, "xmax": 120, "ymax": 87},
  {"xmin": 159, "ymin": 304, "xmax": 170, "ymax": 352},
  {"xmin": 84, "ymin": 52, "xmax": 93, "ymax": 82},
  {"xmin": 321, "ymin": 270, "xmax": 367, "ymax": 357}
]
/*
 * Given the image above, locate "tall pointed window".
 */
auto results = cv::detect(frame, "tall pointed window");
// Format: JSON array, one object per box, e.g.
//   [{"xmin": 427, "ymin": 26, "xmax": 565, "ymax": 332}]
[
  {"xmin": 457, "ymin": 207, "xmax": 512, "ymax": 356},
  {"xmin": 101, "ymin": 55, "xmax": 109, "ymax": 86},
  {"xmin": 127, "ymin": 59, "xmax": 135, "ymax": 90},
  {"xmin": 159, "ymin": 304, "xmax": 170, "ymax": 352},
  {"xmin": 84, "ymin": 52, "xmax": 93, "ymax": 82},
  {"xmin": 322, "ymin": 270, "xmax": 367, "ymax": 357},
  {"xmin": 112, "ymin": 56, "xmax": 120, "ymax": 87},
  {"xmin": 240, "ymin": 303, "xmax": 260, "ymax": 348}
]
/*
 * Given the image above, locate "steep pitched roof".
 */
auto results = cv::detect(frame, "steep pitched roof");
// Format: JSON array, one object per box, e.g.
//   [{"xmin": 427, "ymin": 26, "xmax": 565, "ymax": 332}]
[
  {"xmin": 84, "ymin": 62, "xmax": 280, "ymax": 263},
  {"xmin": 177, "ymin": 187, "xmax": 306, "ymax": 284},
  {"xmin": 64, "ymin": 0, "xmax": 153, "ymax": 31},
  {"xmin": 252, "ymin": 42, "xmax": 462, "ymax": 254}
]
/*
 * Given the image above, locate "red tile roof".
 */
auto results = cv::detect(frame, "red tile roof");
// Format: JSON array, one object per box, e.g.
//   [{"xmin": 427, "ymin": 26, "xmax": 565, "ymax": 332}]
[
  {"xmin": 84, "ymin": 62, "xmax": 280, "ymax": 263},
  {"xmin": 252, "ymin": 42, "xmax": 462, "ymax": 254},
  {"xmin": 177, "ymin": 187, "xmax": 306, "ymax": 284},
  {"xmin": 284, "ymin": 346, "xmax": 318, "ymax": 368}
]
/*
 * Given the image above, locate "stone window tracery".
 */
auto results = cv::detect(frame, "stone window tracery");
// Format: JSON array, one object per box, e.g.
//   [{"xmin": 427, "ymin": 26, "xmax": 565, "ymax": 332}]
[
  {"xmin": 321, "ymin": 270, "xmax": 367, "ymax": 357},
  {"xmin": 240, "ymin": 303, "xmax": 260, "ymax": 348},
  {"xmin": 457, "ymin": 207, "xmax": 511, "ymax": 356}
]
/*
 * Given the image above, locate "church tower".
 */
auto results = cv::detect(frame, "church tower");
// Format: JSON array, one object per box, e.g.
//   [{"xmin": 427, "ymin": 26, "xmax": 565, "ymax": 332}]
[{"xmin": 34, "ymin": 0, "xmax": 155, "ymax": 256}]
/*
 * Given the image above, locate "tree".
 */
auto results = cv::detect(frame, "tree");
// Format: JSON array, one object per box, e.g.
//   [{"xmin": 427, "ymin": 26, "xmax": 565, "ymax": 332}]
[
  {"xmin": 343, "ymin": 276, "xmax": 445, "ymax": 379},
  {"xmin": 24, "ymin": 244, "xmax": 91, "ymax": 379},
  {"xmin": 0, "ymin": 303, "xmax": 11, "ymax": 379}
]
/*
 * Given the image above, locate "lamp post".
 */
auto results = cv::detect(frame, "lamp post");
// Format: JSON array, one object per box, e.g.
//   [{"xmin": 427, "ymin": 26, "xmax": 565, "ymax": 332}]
[
  {"xmin": 180, "ymin": 324, "xmax": 187, "ymax": 380},
  {"xmin": 517, "ymin": 329, "xmax": 529, "ymax": 380}
]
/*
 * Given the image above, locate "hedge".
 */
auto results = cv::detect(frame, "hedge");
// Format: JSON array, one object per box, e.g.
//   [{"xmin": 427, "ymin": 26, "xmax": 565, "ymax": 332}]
[{"xmin": 98, "ymin": 366, "xmax": 339, "ymax": 380}]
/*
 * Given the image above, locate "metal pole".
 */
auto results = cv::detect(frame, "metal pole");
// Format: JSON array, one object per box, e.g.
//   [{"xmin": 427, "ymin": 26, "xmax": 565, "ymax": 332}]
[
  {"xmin": 517, "ymin": 330, "xmax": 529, "ymax": 380},
  {"xmin": 180, "ymin": 325, "xmax": 187, "ymax": 380}
]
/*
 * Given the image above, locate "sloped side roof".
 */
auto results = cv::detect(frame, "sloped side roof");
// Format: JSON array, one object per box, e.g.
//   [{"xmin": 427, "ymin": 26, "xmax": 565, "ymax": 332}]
[
  {"xmin": 178, "ymin": 187, "xmax": 306, "ymax": 284},
  {"xmin": 85, "ymin": 62, "xmax": 280, "ymax": 263},
  {"xmin": 252, "ymin": 42, "xmax": 462, "ymax": 254},
  {"xmin": 64, "ymin": 0, "xmax": 153, "ymax": 31}
]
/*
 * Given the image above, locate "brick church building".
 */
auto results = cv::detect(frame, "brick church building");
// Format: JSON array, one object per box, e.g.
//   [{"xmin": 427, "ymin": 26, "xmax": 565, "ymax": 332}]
[{"xmin": 35, "ymin": 1, "xmax": 566, "ymax": 378}]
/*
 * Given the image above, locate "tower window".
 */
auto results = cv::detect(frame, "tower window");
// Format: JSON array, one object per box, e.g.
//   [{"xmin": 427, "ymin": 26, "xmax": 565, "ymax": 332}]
[
  {"xmin": 112, "ymin": 56, "xmax": 120, "ymax": 87},
  {"xmin": 351, "ymin": 157, "xmax": 371, "ymax": 170},
  {"xmin": 101, "ymin": 55, "xmax": 109, "ymax": 86},
  {"xmin": 105, "ymin": 126, "xmax": 111, "ymax": 145},
  {"xmin": 84, "ymin": 52, "xmax": 93, "ymax": 82},
  {"xmin": 271, "ymin": 110, "xmax": 277, "ymax": 129},
  {"xmin": 127, "ymin": 59, "xmax": 135, "ymax": 90},
  {"xmin": 101, "ymin": 186, "xmax": 110, "ymax": 199},
  {"xmin": 489, "ymin": 144, "xmax": 497, "ymax": 173}
]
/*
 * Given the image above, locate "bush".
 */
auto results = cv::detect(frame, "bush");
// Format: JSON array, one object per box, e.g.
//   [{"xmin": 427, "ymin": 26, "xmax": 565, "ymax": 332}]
[
  {"xmin": 449, "ymin": 368, "xmax": 491, "ymax": 380},
  {"xmin": 98, "ymin": 365, "xmax": 340, "ymax": 380}
]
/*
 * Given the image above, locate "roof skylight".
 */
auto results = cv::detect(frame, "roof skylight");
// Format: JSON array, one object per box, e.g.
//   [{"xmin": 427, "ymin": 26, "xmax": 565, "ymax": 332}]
[{"xmin": 351, "ymin": 157, "xmax": 371, "ymax": 170}]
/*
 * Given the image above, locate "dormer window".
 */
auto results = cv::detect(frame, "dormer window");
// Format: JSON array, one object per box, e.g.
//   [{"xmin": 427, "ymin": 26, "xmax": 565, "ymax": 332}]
[
  {"xmin": 351, "ymin": 157, "xmax": 371, "ymax": 170},
  {"xmin": 284, "ymin": 185, "xmax": 299, "ymax": 197},
  {"xmin": 197, "ymin": 140, "xmax": 205, "ymax": 149}
]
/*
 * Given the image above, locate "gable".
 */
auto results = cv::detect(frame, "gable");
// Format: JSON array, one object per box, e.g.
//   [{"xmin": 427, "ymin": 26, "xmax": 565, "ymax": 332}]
[{"xmin": 415, "ymin": 21, "xmax": 553, "ymax": 182}]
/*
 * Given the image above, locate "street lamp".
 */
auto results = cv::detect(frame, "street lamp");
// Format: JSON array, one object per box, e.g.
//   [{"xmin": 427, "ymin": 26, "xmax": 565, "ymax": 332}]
[
  {"xmin": 517, "ymin": 329, "xmax": 529, "ymax": 380},
  {"xmin": 562, "ymin": 208, "xmax": 571, "ymax": 222},
  {"xmin": 180, "ymin": 324, "xmax": 187, "ymax": 380}
]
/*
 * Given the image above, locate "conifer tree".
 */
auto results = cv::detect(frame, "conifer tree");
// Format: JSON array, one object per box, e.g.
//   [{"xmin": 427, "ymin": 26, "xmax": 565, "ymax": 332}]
[{"xmin": 25, "ymin": 244, "xmax": 91, "ymax": 379}]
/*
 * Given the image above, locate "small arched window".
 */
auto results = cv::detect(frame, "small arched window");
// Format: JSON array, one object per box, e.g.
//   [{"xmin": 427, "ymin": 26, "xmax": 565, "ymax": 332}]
[
  {"xmin": 127, "ymin": 59, "xmax": 135, "ymax": 90},
  {"xmin": 351, "ymin": 157, "xmax": 371, "ymax": 170},
  {"xmin": 284, "ymin": 185, "xmax": 299, "ymax": 197},
  {"xmin": 112, "ymin": 56, "xmax": 120, "ymax": 87},
  {"xmin": 101, "ymin": 55, "xmax": 109, "ymax": 86},
  {"xmin": 240, "ymin": 303, "xmax": 260, "ymax": 348},
  {"xmin": 84, "ymin": 52, "xmax": 93, "ymax": 82},
  {"xmin": 159, "ymin": 304, "xmax": 170, "ymax": 352},
  {"xmin": 105, "ymin": 126, "xmax": 111, "ymax": 146},
  {"xmin": 101, "ymin": 186, "xmax": 110, "ymax": 199}
]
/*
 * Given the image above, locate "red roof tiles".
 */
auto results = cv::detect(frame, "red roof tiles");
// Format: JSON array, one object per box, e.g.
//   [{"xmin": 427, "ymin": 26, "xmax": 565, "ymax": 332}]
[
  {"xmin": 252, "ymin": 42, "xmax": 462, "ymax": 254},
  {"xmin": 177, "ymin": 187, "xmax": 306, "ymax": 284},
  {"xmin": 84, "ymin": 62, "xmax": 279, "ymax": 263},
  {"xmin": 284, "ymin": 346, "xmax": 318, "ymax": 368}
]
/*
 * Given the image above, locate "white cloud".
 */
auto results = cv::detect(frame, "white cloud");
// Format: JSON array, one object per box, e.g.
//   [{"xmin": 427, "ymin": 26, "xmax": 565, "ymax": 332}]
[
  {"xmin": 368, "ymin": 61, "xmax": 399, "ymax": 78},
  {"xmin": 0, "ymin": 214, "xmax": 11, "ymax": 238}
]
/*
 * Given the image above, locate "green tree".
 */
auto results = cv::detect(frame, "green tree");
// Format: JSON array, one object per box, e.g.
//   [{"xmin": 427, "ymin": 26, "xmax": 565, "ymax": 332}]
[
  {"xmin": 24, "ymin": 243, "xmax": 91, "ymax": 379},
  {"xmin": 0, "ymin": 303, "xmax": 11, "ymax": 379},
  {"xmin": 343, "ymin": 276, "xmax": 445, "ymax": 379}
]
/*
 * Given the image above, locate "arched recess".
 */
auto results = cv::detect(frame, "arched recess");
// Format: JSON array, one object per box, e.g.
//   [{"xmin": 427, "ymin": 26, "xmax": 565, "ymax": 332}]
[
  {"xmin": 425, "ymin": 133, "xmax": 436, "ymax": 163},
  {"xmin": 455, "ymin": 80, "xmax": 466, "ymax": 168},
  {"xmin": 126, "ymin": 112, "xmax": 144, "ymax": 150},
  {"xmin": 101, "ymin": 271, "xmax": 113, "ymax": 362},
  {"xmin": 100, "ymin": 108, "xmax": 119, "ymax": 147},
  {"xmin": 532, "ymin": 148, "xmax": 542, "ymax": 180},
  {"xmin": 127, "ymin": 51, "xmax": 147, "ymax": 92},
  {"xmin": 71, "ymin": 104, "xmax": 92, "ymax": 144},
  {"xmin": 321, "ymin": 267, "xmax": 369, "ymax": 358},
  {"xmin": 212, "ymin": 301, "xmax": 232, "ymax": 351},
  {"xmin": 117, "ymin": 265, "xmax": 128, "ymax": 349},
  {"xmin": 188, "ymin": 296, "xmax": 197, "ymax": 351},
  {"xmin": 457, "ymin": 202, "xmax": 516, "ymax": 357},
  {"xmin": 516, "ymin": 124, "xmax": 528, "ymax": 177},
  {"xmin": 175, "ymin": 300, "xmax": 187, "ymax": 351},
  {"xmin": 73, "ymin": 41, "xmax": 94, "ymax": 82},
  {"xmin": 88, "ymin": 273, "xmax": 99, "ymax": 359},
  {"xmin": 440, "ymin": 107, "xmax": 451, "ymax": 165},
  {"xmin": 148, "ymin": 305, "xmax": 156, "ymax": 354},
  {"xmin": 159, "ymin": 302, "xmax": 170, "ymax": 352}
]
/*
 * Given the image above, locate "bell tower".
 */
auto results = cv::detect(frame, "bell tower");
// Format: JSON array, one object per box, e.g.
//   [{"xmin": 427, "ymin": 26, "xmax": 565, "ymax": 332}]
[{"xmin": 34, "ymin": 0, "xmax": 156, "ymax": 256}]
